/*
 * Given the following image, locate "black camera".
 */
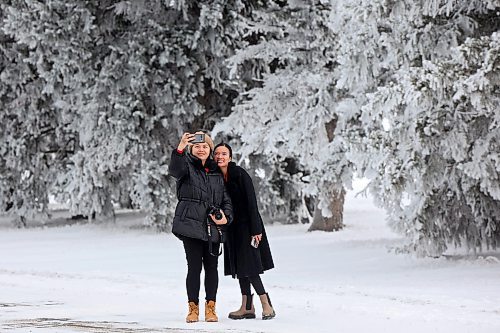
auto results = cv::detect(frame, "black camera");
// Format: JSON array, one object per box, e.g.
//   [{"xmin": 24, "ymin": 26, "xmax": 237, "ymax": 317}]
[{"xmin": 208, "ymin": 206, "xmax": 223, "ymax": 220}]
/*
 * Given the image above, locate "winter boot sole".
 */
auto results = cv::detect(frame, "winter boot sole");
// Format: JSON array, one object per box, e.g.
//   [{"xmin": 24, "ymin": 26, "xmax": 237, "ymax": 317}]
[
  {"xmin": 262, "ymin": 311, "xmax": 276, "ymax": 320},
  {"xmin": 229, "ymin": 313, "xmax": 256, "ymax": 320}
]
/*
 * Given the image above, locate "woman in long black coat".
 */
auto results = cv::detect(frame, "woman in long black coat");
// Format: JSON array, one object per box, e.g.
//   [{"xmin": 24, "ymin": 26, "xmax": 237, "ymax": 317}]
[{"xmin": 214, "ymin": 143, "xmax": 275, "ymax": 320}]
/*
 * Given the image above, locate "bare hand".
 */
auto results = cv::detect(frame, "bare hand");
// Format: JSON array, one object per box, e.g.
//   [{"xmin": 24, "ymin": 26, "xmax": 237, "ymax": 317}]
[
  {"xmin": 209, "ymin": 210, "xmax": 228, "ymax": 225},
  {"xmin": 252, "ymin": 234, "xmax": 262, "ymax": 245},
  {"xmin": 177, "ymin": 132, "xmax": 194, "ymax": 151}
]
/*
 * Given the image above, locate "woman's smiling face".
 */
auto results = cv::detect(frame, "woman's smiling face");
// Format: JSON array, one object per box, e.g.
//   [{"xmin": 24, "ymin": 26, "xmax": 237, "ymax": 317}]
[
  {"xmin": 191, "ymin": 142, "xmax": 211, "ymax": 161},
  {"xmin": 214, "ymin": 146, "xmax": 231, "ymax": 168}
]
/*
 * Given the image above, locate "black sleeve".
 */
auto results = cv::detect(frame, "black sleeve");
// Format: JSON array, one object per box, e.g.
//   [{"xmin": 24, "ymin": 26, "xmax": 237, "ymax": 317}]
[
  {"xmin": 221, "ymin": 185, "xmax": 233, "ymax": 227},
  {"xmin": 168, "ymin": 149, "xmax": 188, "ymax": 179},
  {"xmin": 241, "ymin": 168, "xmax": 263, "ymax": 236}
]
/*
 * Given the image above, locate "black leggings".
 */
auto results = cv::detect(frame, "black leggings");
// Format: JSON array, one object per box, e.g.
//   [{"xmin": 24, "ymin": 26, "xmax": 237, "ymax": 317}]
[
  {"xmin": 182, "ymin": 237, "xmax": 219, "ymax": 304},
  {"xmin": 238, "ymin": 275, "xmax": 266, "ymax": 296}
]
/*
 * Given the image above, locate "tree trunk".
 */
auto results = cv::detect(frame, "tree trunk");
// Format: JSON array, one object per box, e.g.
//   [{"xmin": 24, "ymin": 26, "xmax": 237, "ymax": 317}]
[
  {"xmin": 118, "ymin": 192, "xmax": 134, "ymax": 209},
  {"xmin": 307, "ymin": 117, "xmax": 345, "ymax": 232},
  {"xmin": 308, "ymin": 187, "xmax": 345, "ymax": 232}
]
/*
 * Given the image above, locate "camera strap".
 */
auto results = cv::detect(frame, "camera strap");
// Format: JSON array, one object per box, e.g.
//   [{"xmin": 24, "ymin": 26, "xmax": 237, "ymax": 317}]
[{"xmin": 207, "ymin": 219, "xmax": 223, "ymax": 257}]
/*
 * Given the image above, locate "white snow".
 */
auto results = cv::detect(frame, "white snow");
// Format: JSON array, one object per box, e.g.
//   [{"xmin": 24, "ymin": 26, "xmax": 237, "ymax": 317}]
[{"xmin": 1, "ymin": 188, "xmax": 500, "ymax": 333}]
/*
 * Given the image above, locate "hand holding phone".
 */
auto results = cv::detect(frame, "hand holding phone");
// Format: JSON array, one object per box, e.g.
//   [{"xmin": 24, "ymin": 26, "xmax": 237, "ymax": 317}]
[{"xmin": 250, "ymin": 237, "xmax": 259, "ymax": 248}]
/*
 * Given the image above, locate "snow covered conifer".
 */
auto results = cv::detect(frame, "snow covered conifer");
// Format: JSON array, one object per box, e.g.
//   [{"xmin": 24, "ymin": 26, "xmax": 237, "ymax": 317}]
[
  {"xmin": 340, "ymin": 0, "xmax": 500, "ymax": 255},
  {"xmin": 214, "ymin": 0, "xmax": 351, "ymax": 229},
  {"xmin": 0, "ymin": 0, "xmax": 96, "ymax": 224},
  {"xmin": 1, "ymin": 0, "xmax": 268, "ymax": 229}
]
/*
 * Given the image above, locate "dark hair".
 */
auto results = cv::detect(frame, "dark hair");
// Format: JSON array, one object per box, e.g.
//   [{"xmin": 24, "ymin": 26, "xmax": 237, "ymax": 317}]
[{"xmin": 214, "ymin": 142, "xmax": 232, "ymax": 158}]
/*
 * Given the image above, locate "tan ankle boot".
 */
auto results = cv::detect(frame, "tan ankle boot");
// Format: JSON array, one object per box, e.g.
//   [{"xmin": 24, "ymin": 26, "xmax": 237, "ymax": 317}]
[
  {"xmin": 228, "ymin": 294, "xmax": 256, "ymax": 320},
  {"xmin": 186, "ymin": 302, "xmax": 199, "ymax": 323},
  {"xmin": 205, "ymin": 300, "xmax": 218, "ymax": 322},
  {"xmin": 259, "ymin": 293, "xmax": 276, "ymax": 320}
]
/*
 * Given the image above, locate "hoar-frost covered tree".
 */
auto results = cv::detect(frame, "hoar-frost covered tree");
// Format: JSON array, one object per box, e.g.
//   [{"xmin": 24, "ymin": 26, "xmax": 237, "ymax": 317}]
[
  {"xmin": 0, "ymin": 0, "xmax": 93, "ymax": 225},
  {"xmin": 333, "ymin": 0, "xmax": 500, "ymax": 255},
  {"xmin": 214, "ymin": 0, "xmax": 352, "ymax": 231},
  {"xmin": 0, "ymin": 0, "xmax": 264, "ymax": 229},
  {"xmin": 218, "ymin": 0, "xmax": 500, "ymax": 254}
]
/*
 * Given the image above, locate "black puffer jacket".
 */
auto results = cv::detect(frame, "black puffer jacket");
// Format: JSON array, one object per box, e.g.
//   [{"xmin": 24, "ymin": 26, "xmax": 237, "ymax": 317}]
[
  {"xmin": 223, "ymin": 162, "xmax": 274, "ymax": 278},
  {"xmin": 168, "ymin": 149, "xmax": 233, "ymax": 241}
]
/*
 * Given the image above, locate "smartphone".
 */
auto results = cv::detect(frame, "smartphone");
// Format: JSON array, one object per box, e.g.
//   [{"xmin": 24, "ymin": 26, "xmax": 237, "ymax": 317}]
[
  {"xmin": 250, "ymin": 237, "xmax": 259, "ymax": 248},
  {"xmin": 191, "ymin": 133, "xmax": 205, "ymax": 144}
]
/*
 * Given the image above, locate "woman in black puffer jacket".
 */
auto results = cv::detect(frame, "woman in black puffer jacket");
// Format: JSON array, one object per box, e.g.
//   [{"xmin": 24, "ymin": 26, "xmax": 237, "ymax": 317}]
[{"xmin": 168, "ymin": 132, "xmax": 233, "ymax": 323}]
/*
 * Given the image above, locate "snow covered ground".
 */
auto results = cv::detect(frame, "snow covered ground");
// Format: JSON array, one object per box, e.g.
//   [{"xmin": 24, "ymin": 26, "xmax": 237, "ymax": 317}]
[{"xmin": 1, "ymin": 189, "xmax": 500, "ymax": 333}]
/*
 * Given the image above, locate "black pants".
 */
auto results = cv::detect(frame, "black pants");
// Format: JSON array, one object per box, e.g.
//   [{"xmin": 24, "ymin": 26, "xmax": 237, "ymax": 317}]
[
  {"xmin": 238, "ymin": 275, "xmax": 266, "ymax": 296},
  {"xmin": 182, "ymin": 237, "xmax": 219, "ymax": 304}
]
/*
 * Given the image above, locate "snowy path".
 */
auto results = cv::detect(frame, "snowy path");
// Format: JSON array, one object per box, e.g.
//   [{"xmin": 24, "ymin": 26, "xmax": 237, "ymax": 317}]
[{"xmin": 1, "ymin": 194, "xmax": 500, "ymax": 332}]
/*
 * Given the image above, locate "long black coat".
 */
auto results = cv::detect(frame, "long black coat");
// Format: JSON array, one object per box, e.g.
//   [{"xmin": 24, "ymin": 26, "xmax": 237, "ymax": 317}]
[
  {"xmin": 223, "ymin": 162, "xmax": 274, "ymax": 278},
  {"xmin": 168, "ymin": 149, "xmax": 233, "ymax": 241}
]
